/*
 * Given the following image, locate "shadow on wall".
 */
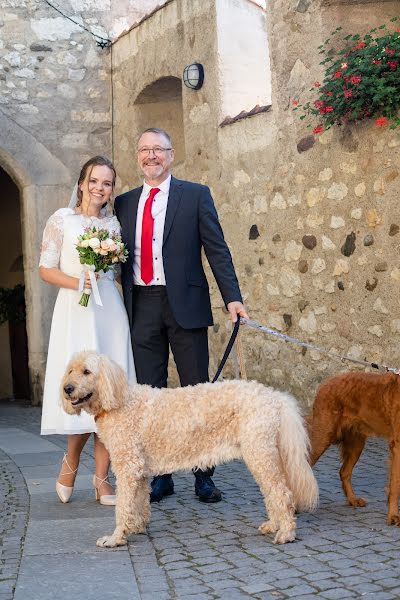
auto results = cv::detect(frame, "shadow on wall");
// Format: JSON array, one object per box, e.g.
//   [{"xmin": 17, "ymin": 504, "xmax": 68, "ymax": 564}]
[{"xmin": 133, "ymin": 76, "xmax": 186, "ymax": 165}]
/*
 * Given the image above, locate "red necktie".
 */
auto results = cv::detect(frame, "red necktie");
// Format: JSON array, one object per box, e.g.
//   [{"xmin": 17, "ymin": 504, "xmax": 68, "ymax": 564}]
[{"xmin": 141, "ymin": 187, "xmax": 160, "ymax": 285}]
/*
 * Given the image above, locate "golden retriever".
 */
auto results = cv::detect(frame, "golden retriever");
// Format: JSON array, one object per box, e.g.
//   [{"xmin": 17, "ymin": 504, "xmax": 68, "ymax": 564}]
[{"xmin": 308, "ymin": 371, "xmax": 400, "ymax": 525}]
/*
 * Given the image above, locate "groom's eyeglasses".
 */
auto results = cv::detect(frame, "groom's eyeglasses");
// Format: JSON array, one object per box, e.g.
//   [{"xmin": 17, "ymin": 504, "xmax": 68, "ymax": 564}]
[{"xmin": 138, "ymin": 147, "xmax": 172, "ymax": 156}]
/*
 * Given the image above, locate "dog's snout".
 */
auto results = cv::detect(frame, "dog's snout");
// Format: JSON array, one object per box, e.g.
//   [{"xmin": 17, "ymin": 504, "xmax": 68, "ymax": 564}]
[{"xmin": 64, "ymin": 384, "xmax": 75, "ymax": 396}]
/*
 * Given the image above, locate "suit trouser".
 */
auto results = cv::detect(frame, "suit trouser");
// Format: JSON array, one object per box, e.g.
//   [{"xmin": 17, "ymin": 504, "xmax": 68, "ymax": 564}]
[
  {"xmin": 131, "ymin": 285, "xmax": 209, "ymax": 389},
  {"xmin": 130, "ymin": 286, "xmax": 214, "ymax": 478}
]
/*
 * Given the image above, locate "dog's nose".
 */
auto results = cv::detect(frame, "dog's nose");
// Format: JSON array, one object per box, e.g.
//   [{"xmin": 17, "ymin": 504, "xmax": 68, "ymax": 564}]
[{"xmin": 64, "ymin": 384, "xmax": 75, "ymax": 396}]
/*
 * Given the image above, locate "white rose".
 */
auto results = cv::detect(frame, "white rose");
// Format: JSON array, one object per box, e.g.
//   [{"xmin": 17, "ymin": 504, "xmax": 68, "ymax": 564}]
[
  {"xmin": 105, "ymin": 238, "xmax": 114, "ymax": 246},
  {"xmin": 80, "ymin": 239, "xmax": 90, "ymax": 248},
  {"xmin": 88, "ymin": 237, "xmax": 100, "ymax": 248}
]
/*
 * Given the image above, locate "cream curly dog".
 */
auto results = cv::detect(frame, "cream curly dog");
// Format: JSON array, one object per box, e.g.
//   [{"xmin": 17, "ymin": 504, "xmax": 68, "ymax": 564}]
[{"xmin": 61, "ymin": 351, "xmax": 318, "ymax": 547}]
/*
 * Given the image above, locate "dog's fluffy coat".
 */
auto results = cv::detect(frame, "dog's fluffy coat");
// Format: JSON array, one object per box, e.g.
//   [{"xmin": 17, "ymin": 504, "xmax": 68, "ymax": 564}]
[
  {"xmin": 62, "ymin": 351, "xmax": 318, "ymax": 547},
  {"xmin": 308, "ymin": 370, "xmax": 400, "ymax": 526}
]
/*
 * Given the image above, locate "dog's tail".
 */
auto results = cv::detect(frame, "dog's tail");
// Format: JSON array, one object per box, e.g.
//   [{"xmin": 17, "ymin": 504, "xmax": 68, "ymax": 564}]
[{"xmin": 279, "ymin": 393, "xmax": 319, "ymax": 512}]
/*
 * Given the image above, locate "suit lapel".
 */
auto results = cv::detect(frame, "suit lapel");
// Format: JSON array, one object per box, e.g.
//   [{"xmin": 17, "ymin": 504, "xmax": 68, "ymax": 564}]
[
  {"xmin": 163, "ymin": 176, "xmax": 183, "ymax": 246},
  {"xmin": 126, "ymin": 187, "xmax": 142, "ymax": 261}
]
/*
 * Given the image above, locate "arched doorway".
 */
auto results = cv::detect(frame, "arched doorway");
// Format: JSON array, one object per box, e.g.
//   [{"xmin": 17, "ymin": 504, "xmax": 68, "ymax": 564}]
[
  {"xmin": 134, "ymin": 76, "xmax": 186, "ymax": 167},
  {"xmin": 0, "ymin": 166, "xmax": 29, "ymax": 400},
  {"xmin": 0, "ymin": 110, "xmax": 71, "ymax": 405}
]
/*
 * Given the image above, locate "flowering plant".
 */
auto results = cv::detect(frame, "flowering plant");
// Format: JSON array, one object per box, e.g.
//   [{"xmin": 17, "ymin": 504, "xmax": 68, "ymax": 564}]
[
  {"xmin": 293, "ymin": 18, "xmax": 400, "ymax": 134},
  {"xmin": 76, "ymin": 227, "xmax": 128, "ymax": 307}
]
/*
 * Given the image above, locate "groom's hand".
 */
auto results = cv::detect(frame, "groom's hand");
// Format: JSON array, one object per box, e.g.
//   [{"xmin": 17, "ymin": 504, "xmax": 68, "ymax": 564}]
[{"xmin": 227, "ymin": 301, "xmax": 249, "ymax": 323}]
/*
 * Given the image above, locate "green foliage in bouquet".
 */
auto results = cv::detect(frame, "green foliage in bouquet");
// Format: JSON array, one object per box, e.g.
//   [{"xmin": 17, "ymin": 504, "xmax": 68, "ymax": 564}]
[
  {"xmin": 293, "ymin": 18, "xmax": 400, "ymax": 134},
  {"xmin": 76, "ymin": 227, "xmax": 128, "ymax": 307}
]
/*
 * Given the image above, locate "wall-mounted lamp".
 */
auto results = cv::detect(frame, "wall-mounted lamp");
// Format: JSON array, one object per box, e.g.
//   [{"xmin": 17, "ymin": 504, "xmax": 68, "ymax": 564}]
[{"xmin": 183, "ymin": 63, "xmax": 204, "ymax": 90}]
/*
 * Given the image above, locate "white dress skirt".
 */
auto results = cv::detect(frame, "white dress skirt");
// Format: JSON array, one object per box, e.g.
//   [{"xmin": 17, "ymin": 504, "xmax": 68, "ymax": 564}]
[{"xmin": 39, "ymin": 207, "xmax": 136, "ymax": 435}]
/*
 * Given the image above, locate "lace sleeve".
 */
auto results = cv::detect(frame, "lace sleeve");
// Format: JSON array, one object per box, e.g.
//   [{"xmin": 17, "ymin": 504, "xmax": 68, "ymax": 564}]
[{"xmin": 39, "ymin": 212, "xmax": 64, "ymax": 268}]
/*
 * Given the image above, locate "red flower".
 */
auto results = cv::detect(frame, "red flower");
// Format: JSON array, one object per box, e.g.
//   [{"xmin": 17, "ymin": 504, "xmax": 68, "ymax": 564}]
[
  {"xmin": 385, "ymin": 47, "xmax": 395, "ymax": 56},
  {"xmin": 343, "ymin": 76, "xmax": 349, "ymax": 82},
  {"xmin": 388, "ymin": 61, "xmax": 397, "ymax": 71},
  {"xmin": 325, "ymin": 106, "xmax": 333, "ymax": 112},
  {"xmin": 396, "ymin": 27, "xmax": 400, "ymax": 33},
  {"xmin": 355, "ymin": 40, "xmax": 366, "ymax": 50},
  {"xmin": 291, "ymin": 99, "xmax": 299, "ymax": 106},
  {"xmin": 313, "ymin": 125, "xmax": 324, "ymax": 135},
  {"xmin": 375, "ymin": 116, "xmax": 388, "ymax": 127},
  {"xmin": 350, "ymin": 75, "xmax": 362, "ymax": 84},
  {"xmin": 343, "ymin": 89, "xmax": 352, "ymax": 98},
  {"xmin": 334, "ymin": 70, "xmax": 342, "ymax": 79},
  {"xmin": 314, "ymin": 100, "xmax": 324, "ymax": 108},
  {"xmin": 372, "ymin": 59, "xmax": 382, "ymax": 65},
  {"xmin": 314, "ymin": 81, "xmax": 321, "ymax": 87},
  {"xmin": 319, "ymin": 107, "xmax": 326, "ymax": 114},
  {"xmin": 325, "ymin": 91, "xmax": 333, "ymax": 96}
]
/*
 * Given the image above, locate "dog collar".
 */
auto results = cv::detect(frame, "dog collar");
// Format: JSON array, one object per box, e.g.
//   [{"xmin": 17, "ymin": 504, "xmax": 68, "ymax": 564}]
[{"xmin": 95, "ymin": 410, "xmax": 108, "ymax": 422}]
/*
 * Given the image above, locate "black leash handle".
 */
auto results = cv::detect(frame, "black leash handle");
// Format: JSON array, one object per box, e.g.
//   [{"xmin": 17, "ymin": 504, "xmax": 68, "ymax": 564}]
[{"xmin": 212, "ymin": 318, "xmax": 241, "ymax": 383}]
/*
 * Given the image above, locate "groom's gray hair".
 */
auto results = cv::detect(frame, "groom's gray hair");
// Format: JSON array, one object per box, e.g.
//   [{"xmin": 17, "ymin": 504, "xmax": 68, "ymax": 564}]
[{"xmin": 138, "ymin": 128, "xmax": 172, "ymax": 147}]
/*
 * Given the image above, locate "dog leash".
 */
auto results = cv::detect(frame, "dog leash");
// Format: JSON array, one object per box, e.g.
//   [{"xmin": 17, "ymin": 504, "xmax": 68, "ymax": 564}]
[
  {"xmin": 240, "ymin": 317, "xmax": 400, "ymax": 375},
  {"xmin": 212, "ymin": 318, "xmax": 241, "ymax": 382}
]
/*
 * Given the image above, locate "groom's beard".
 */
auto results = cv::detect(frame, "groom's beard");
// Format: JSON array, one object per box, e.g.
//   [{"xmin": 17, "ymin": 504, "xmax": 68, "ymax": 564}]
[{"xmin": 143, "ymin": 162, "xmax": 165, "ymax": 180}]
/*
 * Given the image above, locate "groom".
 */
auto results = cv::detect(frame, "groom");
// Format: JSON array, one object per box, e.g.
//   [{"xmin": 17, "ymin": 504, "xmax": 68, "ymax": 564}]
[{"xmin": 115, "ymin": 127, "xmax": 247, "ymax": 503}]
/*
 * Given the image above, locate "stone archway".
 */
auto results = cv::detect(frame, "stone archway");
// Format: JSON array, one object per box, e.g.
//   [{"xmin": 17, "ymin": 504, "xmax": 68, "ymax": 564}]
[
  {"xmin": 0, "ymin": 110, "xmax": 71, "ymax": 405},
  {"xmin": 134, "ymin": 77, "xmax": 186, "ymax": 167}
]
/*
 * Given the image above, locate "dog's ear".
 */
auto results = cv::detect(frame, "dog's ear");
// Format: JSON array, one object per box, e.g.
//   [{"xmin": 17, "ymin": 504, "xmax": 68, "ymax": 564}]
[{"xmin": 97, "ymin": 354, "xmax": 129, "ymax": 412}]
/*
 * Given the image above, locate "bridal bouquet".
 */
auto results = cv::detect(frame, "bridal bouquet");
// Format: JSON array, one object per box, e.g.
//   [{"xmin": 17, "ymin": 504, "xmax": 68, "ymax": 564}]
[{"xmin": 76, "ymin": 227, "xmax": 128, "ymax": 307}]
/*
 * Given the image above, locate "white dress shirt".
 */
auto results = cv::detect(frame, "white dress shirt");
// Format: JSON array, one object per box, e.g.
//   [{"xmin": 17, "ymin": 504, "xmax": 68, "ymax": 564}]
[{"xmin": 133, "ymin": 174, "xmax": 171, "ymax": 286}]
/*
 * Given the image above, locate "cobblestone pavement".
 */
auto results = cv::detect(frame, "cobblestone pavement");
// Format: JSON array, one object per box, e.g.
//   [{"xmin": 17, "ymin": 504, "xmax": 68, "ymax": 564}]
[
  {"xmin": 1, "ymin": 399, "xmax": 400, "ymax": 599},
  {"xmin": 0, "ymin": 449, "xmax": 29, "ymax": 600}
]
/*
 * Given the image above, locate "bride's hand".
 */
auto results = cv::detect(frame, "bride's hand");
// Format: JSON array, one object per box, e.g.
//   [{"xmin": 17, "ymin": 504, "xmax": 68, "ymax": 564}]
[{"xmin": 83, "ymin": 272, "xmax": 99, "ymax": 289}]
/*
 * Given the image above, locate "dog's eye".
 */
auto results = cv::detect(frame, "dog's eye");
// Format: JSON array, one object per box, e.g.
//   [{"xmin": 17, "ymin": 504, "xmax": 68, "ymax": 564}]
[{"xmin": 83, "ymin": 369, "xmax": 91, "ymax": 375}]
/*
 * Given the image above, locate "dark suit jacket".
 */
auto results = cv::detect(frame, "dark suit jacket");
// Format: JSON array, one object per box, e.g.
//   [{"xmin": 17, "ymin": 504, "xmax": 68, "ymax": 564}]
[{"xmin": 114, "ymin": 176, "xmax": 242, "ymax": 330}]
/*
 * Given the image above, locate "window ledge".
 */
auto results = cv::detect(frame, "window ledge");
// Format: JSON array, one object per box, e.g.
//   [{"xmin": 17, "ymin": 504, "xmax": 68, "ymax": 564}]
[{"xmin": 219, "ymin": 104, "xmax": 272, "ymax": 127}]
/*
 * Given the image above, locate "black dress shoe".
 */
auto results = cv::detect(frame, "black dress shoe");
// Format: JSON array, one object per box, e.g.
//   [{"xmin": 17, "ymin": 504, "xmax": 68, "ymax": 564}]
[
  {"xmin": 150, "ymin": 474, "xmax": 174, "ymax": 503},
  {"xmin": 194, "ymin": 469, "xmax": 222, "ymax": 503}
]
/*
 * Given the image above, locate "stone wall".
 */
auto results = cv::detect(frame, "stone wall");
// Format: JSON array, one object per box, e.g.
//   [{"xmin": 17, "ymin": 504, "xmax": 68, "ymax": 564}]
[{"xmin": 112, "ymin": 0, "xmax": 400, "ymax": 406}]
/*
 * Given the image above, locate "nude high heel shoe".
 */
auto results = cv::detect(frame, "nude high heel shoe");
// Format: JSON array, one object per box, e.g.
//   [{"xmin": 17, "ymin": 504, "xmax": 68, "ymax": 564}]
[
  {"xmin": 93, "ymin": 475, "xmax": 116, "ymax": 506},
  {"xmin": 56, "ymin": 454, "xmax": 78, "ymax": 503}
]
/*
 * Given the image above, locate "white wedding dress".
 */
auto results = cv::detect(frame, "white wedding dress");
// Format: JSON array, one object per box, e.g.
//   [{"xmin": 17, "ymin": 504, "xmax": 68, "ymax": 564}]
[{"xmin": 39, "ymin": 208, "xmax": 136, "ymax": 435}]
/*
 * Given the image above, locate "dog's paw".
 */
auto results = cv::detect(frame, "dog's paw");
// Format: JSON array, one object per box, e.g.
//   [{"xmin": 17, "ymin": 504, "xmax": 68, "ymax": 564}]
[
  {"xmin": 349, "ymin": 497, "xmax": 367, "ymax": 507},
  {"xmin": 387, "ymin": 514, "xmax": 400, "ymax": 527},
  {"xmin": 258, "ymin": 520, "xmax": 277, "ymax": 535},
  {"xmin": 273, "ymin": 529, "xmax": 296, "ymax": 544},
  {"xmin": 96, "ymin": 534, "xmax": 127, "ymax": 548}
]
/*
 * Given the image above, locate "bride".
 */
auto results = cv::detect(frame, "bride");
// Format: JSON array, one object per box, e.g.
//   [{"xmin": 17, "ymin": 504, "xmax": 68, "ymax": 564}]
[{"xmin": 39, "ymin": 156, "xmax": 135, "ymax": 505}]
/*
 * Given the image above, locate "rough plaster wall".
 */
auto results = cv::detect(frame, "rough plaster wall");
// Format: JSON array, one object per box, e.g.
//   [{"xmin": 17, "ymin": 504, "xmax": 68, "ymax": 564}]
[{"xmin": 214, "ymin": 0, "xmax": 400, "ymax": 405}]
